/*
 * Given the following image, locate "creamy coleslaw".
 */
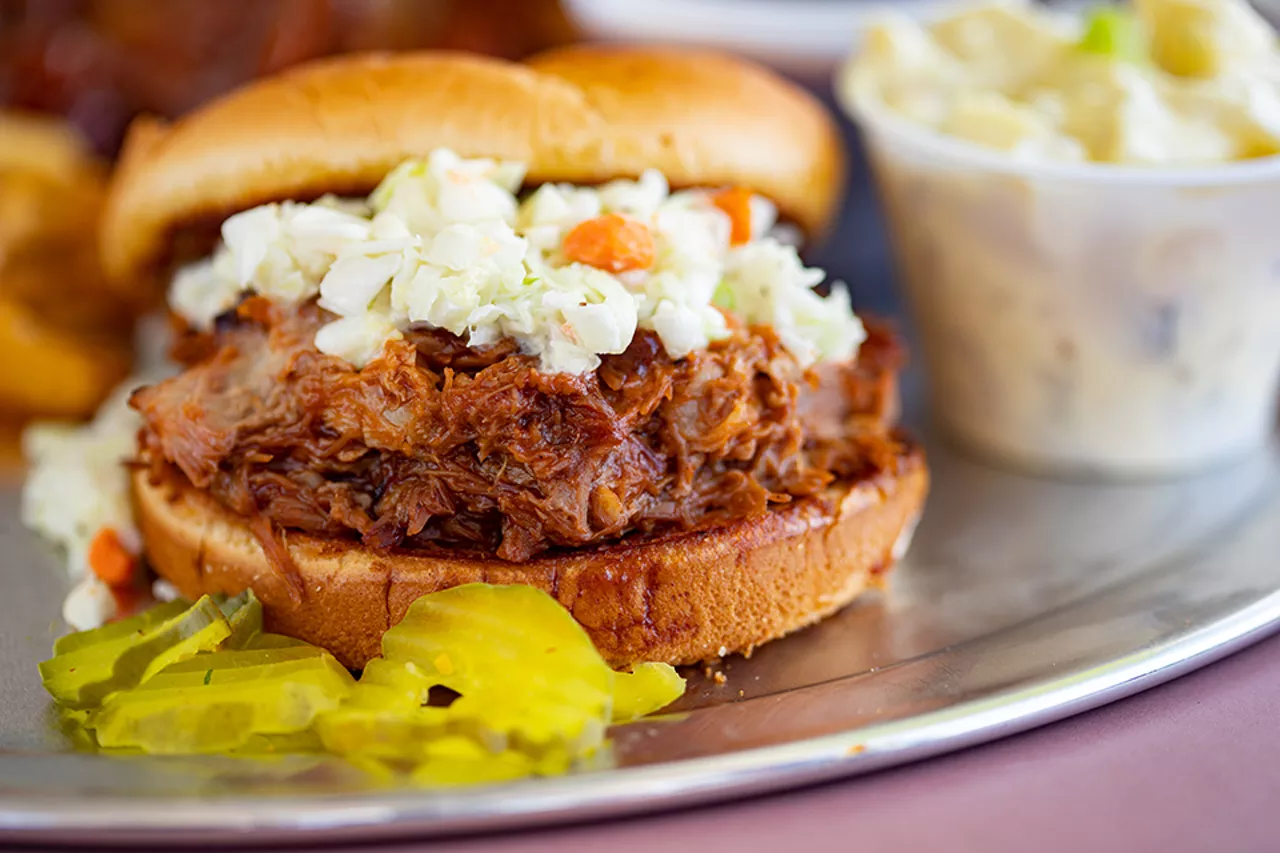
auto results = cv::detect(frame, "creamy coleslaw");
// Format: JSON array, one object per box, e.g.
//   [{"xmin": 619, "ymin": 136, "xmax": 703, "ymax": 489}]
[
  {"xmin": 842, "ymin": 0, "xmax": 1280, "ymax": 165},
  {"xmin": 171, "ymin": 149, "xmax": 866, "ymax": 373},
  {"xmin": 22, "ymin": 382, "xmax": 142, "ymax": 629},
  {"xmin": 22, "ymin": 315, "xmax": 176, "ymax": 629}
]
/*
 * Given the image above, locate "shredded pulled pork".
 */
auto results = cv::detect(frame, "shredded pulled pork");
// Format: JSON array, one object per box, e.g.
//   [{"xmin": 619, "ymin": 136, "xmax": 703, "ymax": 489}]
[{"xmin": 133, "ymin": 300, "xmax": 905, "ymax": 563}]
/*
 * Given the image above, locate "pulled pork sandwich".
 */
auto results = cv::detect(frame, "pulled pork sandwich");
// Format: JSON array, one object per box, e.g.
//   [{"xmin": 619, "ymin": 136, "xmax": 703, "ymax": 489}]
[{"xmin": 101, "ymin": 48, "xmax": 928, "ymax": 669}]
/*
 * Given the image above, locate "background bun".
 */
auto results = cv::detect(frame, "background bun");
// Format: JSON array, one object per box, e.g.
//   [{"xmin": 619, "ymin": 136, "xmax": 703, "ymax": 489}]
[
  {"xmin": 134, "ymin": 452, "xmax": 926, "ymax": 670},
  {"xmin": 0, "ymin": 112, "xmax": 131, "ymax": 420},
  {"xmin": 0, "ymin": 112, "xmax": 101, "ymax": 181},
  {"xmin": 101, "ymin": 47, "xmax": 845, "ymax": 296}
]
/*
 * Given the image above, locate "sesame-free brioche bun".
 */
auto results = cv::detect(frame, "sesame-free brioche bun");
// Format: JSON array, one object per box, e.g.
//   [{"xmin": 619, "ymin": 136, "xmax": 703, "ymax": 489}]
[
  {"xmin": 133, "ymin": 449, "xmax": 926, "ymax": 670},
  {"xmin": 101, "ymin": 46, "xmax": 845, "ymax": 297}
]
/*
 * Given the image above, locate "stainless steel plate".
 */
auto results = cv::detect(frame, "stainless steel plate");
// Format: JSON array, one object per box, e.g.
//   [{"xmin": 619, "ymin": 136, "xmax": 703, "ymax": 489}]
[{"xmin": 2, "ymin": 429, "xmax": 1279, "ymax": 846}]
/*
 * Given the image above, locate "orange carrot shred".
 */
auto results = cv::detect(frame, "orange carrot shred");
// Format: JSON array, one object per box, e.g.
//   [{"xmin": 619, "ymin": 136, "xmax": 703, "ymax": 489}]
[
  {"xmin": 711, "ymin": 186, "xmax": 754, "ymax": 246},
  {"xmin": 88, "ymin": 527, "xmax": 136, "ymax": 588},
  {"xmin": 561, "ymin": 214, "xmax": 655, "ymax": 273}
]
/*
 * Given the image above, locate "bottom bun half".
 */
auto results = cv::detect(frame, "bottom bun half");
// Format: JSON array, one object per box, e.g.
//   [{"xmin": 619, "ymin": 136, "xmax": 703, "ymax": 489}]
[{"xmin": 133, "ymin": 451, "xmax": 927, "ymax": 669}]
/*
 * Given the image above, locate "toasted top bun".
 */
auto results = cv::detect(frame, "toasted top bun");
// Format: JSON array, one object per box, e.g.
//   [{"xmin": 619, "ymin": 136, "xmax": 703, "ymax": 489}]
[{"xmin": 101, "ymin": 47, "xmax": 845, "ymax": 295}]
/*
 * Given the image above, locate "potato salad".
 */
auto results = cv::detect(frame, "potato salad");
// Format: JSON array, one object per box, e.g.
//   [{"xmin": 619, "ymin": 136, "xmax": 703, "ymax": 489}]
[{"xmin": 844, "ymin": 0, "xmax": 1280, "ymax": 164}]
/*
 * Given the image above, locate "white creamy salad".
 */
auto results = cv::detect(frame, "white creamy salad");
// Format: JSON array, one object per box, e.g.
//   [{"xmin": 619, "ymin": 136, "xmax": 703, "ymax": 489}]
[
  {"xmin": 844, "ymin": 0, "xmax": 1280, "ymax": 164},
  {"xmin": 171, "ymin": 149, "xmax": 865, "ymax": 373},
  {"xmin": 837, "ymin": 0, "xmax": 1280, "ymax": 474},
  {"xmin": 22, "ymin": 316, "xmax": 175, "ymax": 629},
  {"xmin": 23, "ymin": 382, "xmax": 143, "ymax": 630}
]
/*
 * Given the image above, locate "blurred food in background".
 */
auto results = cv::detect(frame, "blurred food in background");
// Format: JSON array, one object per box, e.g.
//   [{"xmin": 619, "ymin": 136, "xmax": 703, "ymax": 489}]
[
  {"xmin": 0, "ymin": 0, "xmax": 574, "ymax": 437},
  {"xmin": 563, "ymin": 0, "xmax": 946, "ymax": 80},
  {"xmin": 0, "ymin": 112, "xmax": 131, "ymax": 423},
  {"xmin": 839, "ymin": 0, "xmax": 1280, "ymax": 476},
  {"xmin": 844, "ymin": 0, "xmax": 1280, "ymax": 164},
  {"xmin": 0, "ymin": 0, "xmax": 576, "ymax": 155}
]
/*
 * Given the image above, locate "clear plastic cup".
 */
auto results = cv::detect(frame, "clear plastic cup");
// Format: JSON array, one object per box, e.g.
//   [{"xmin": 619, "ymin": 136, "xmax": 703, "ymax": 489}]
[{"xmin": 842, "ymin": 93, "xmax": 1280, "ymax": 476}]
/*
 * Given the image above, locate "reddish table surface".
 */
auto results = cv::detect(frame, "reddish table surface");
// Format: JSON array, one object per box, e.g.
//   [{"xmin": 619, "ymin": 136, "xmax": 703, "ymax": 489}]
[{"xmin": 258, "ymin": 628, "xmax": 1280, "ymax": 853}]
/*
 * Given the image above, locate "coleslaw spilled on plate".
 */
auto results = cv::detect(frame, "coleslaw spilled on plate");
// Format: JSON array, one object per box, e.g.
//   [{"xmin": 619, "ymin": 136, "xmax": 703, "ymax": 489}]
[
  {"xmin": 21, "ymin": 316, "xmax": 176, "ymax": 630},
  {"xmin": 22, "ymin": 383, "xmax": 141, "ymax": 630}
]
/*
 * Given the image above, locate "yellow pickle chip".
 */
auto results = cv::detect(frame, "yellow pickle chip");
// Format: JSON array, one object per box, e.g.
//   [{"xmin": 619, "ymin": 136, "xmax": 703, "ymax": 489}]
[
  {"xmin": 39, "ymin": 595, "xmax": 231, "ymax": 709},
  {"xmin": 612, "ymin": 662, "xmax": 687, "ymax": 723},
  {"xmin": 90, "ymin": 646, "xmax": 355, "ymax": 754},
  {"xmin": 231, "ymin": 730, "xmax": 326, "ymax": 756},
  {"xmin": 52, "ymin": 600, "xmax": 189, "ymax": 656},
  {"xmin": 378, "ymin": 584, "xmax": 615, "ymax": 754},
  {"xmin": 408, "ymin": 736, "xmax": 540, "ymax": 787},
  {"xmin": 316, "ymin": 700, "xmax": 453, "ymax": 760},
  {"xmin": 216, "ymin": 590, "xmax": 264, "ymax": 649}
]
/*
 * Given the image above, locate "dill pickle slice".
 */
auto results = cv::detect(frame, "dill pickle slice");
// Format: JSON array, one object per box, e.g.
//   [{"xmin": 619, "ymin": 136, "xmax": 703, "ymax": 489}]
[
  {"xmin": 40, "ymin": 596, "xmax": 231, "ymax": 710},
  {"xmin": 612, "ymin": 662, "xmax": 686, "ymax": 723},
  {"xmin": 379, "ymin": 584, "xmax": 616, "ymax": 760},
  {"xmin": 381, "ymin": 585, "xmax": 609, "ymax": 696},
  {"xmin": 154, "ymin": 645, "xmax": 353, "ymax": 685},
  {"xmin": 320, "ymin": 585, "xmax": 620, "ymax": 770},
  {"xmin": 342, "ymin": 754, "xmax": 402, "ymax": 786},
  {"xmin": 410, "ymin": 755, "xmax": 530, "ymax": 787},
  {"xmin": 56, "ymin": 708, "xmax": 146, "ymax": 756},
  {"xmin": 91, "ymin": 645, "xmax": 355, "ymax": 754},
  {"xmin": 243, "ymin": 632, "xmax": 309, "ymax": 651},
  {"xmin": 232, "ymin": 730, "xmax": 325, "ymax": 755},
  {"xmin": 382, "ymin": 584, "xmax": 615, "ymax": 707},
  {"xmin": 406, "ymin": 737, "xmax": 573, "ymax": 786},
  {"xmin": 314, "ymin": 691, "xmax": 455, "ymax": 758},
  {"xmin": 53, "ymin": 599, "xmax": 190, "ymax": 656},
  {"xmin": 56, "ymin": 707, "xmax": 101, "ymax": 752},
  {"xmin": 446, "ymin": 693, "xmax": 606, "ymax": 757},
  {"xmin": 358, "ymin": 657, "xmax": 438, "ymax": 706},
  {"xmin": 409, "ymin": 736, "xmax": 536, "ymax": 787},
  {"xmin": 216, "ymin": 590, "xmax": 264, "ymax": 649}
]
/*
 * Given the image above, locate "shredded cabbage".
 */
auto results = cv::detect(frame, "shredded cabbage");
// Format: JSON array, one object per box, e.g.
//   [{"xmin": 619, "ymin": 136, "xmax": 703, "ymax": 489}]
[
  {"xmin": 168, "ymin": 149, "xmax": 866, "ymax": 372},
  {"xmin": 22, "ymin": 384, "xmax": 142, "ymax": 587},
  {"xmin": 22, "ymin": 314, "xmax": 179, "ymax": 631}
]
